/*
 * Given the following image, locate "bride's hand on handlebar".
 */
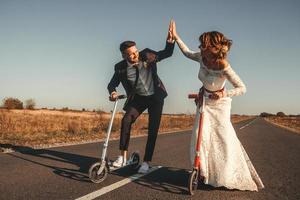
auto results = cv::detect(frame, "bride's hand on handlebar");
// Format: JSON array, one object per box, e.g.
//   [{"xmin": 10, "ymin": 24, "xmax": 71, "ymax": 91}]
[{"xmin": 209, "ymin": 91, "xmax": 224, "ymax": 100}]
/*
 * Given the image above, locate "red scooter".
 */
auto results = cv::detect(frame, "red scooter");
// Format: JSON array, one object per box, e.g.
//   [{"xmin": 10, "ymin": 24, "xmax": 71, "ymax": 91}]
[{"xmin": 188, "ymin": 91, "xmax": 205, "ymax": 195}]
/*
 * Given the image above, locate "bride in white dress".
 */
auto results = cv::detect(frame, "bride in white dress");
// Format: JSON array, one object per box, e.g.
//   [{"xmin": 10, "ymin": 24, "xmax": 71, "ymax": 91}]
[{"xmin": 170, "ymin": 20, "xmax": 264, "ymax": 191}]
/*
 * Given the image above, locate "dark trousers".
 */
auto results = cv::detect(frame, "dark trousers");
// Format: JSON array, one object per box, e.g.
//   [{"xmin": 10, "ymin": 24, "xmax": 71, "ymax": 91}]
[{"xmin": 120, "ymin": 94, "xmax": 164, "ymax": 162}]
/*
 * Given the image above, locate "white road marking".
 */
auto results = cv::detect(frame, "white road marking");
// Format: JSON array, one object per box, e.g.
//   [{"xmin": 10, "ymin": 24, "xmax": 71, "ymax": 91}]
[
  {"xmin": 239, "ymin": 118, "xmax": 258, "ymax": 130},
  {"xmin": 75, "ymin": 166, "xmax": 162, "ymax": 200}
]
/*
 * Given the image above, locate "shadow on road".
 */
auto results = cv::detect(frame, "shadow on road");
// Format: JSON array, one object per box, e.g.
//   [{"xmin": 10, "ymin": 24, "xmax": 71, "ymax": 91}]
[
  {"xmin": 126, "ymin": 166, "xmax": 238, "ymax": 195},
  {"xmin": 1, "ymin": 143, "xmax": 244, "ymax": 195},
  {"xmin": 133, "ymin": 167, "xmax": 190, "ymax": 195},
  {"xmin": 0, "ymin": 143, "xmax": 98, "ymax": 183}
]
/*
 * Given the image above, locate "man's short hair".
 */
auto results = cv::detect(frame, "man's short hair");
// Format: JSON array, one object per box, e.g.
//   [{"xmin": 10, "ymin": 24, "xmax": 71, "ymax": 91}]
[{"xmin": 120, "ymin": 41, "xmax": 136, "ymax": 53}]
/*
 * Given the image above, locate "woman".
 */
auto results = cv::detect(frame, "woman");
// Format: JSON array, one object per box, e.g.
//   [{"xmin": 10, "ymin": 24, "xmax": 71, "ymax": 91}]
[{"xmin": 170, "ymin": 20, "xmax": 264, "ymax": 191}]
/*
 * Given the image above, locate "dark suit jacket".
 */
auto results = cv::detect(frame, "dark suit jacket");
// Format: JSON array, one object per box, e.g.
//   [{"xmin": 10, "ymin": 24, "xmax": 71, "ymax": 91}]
[{"xmin": 107, "ymin": 41, "xmax": 175, "ymax": 110}]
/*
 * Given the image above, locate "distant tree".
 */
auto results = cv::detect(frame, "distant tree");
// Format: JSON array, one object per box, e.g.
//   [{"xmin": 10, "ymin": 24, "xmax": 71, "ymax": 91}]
[
  {"xmin": 260, "ymin": 112, "xmax": 274, "ymax": 117},
  {"xmin": 97, "ymin": 109, "xmax": 106, "ymax": 114},
  {"xmin": 25, "ymin": 99, "xmax": 36, "ymax": 110},
  {"xmin": 2, "ymin": 97, "xmax": 23, "ymax": 109},
  {"xmin": 62, "ymin": 107, "xmax": 69, "ymax": 111},
  {"xmin": 82, "ymin": 108, "xmax": 86, "ymax": 112},
  {"xmin": 276, "ymin": 112, "xmax": 286, "ymax": 117}
]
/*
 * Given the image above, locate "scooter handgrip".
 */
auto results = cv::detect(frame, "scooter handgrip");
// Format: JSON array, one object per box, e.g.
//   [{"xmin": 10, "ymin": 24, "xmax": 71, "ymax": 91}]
[
  {"xmin": 188, "ymin": 94, "xmax": 198, "ymax": 99},
  {"xmin": 117, "ymin": 95, "xmax": 127, "ymax": 99}
]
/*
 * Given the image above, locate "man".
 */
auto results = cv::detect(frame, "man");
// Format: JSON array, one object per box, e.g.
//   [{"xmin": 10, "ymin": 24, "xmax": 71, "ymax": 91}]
[{"xmin": 107, "ymin": 25, "xmax": 174, "ymax": 173}]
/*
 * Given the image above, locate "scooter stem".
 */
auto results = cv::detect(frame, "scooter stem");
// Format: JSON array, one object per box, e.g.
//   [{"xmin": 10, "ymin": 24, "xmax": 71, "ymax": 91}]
[
  {"xmin": 101, "ymin": 99, "xmax": 119, "ymax": 161},
  {"xmin": 193, "ymin": 96, "xmax": 205, "ymax": 169}
]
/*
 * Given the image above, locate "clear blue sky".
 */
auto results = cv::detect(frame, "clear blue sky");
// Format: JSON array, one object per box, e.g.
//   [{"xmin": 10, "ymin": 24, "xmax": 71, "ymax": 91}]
[{"xmin": 0, "ymin": 0, "xmax": 299, "ymax": 115}]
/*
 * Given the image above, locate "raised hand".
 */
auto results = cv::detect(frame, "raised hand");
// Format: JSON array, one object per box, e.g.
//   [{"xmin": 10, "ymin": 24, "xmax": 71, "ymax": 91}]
[
  {"xmin": 167, "ymin": 20, "xmax": 174, "ymax": 43},
  {"xmin": 170, "ymin": 19, "xmax": 178, "ymax": 40}
]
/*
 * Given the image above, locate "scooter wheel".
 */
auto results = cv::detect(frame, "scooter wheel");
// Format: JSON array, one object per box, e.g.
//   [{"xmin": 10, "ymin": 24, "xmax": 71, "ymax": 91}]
[
  {"xmin": 89, "ymin": 162, "xmax": 108, "ymax": 183},
  {"xmin": 188, "ymin": 169, "xmax": 198, "ymax": 195},
  {"xmin": 129, "ymin": 152, "xmax": 140, "ymax": 169}
]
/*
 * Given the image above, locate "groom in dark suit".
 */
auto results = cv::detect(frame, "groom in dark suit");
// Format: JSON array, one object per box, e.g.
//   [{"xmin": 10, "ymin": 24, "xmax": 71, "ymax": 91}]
[{"xmin": 107, "ymin": 25, "xmax": 174, "ymax": 173}]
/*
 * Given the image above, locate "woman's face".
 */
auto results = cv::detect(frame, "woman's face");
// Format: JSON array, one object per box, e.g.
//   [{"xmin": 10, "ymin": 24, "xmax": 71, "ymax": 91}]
[{"xmin": 200, "ymin": 45, "xmax": 219, "ymax": 61}]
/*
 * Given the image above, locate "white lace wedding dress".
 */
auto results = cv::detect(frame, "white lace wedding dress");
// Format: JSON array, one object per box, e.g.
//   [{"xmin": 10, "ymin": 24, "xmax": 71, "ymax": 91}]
[{"xmin": 176, "ymin": 37, "xmax": 264, "ymax": 191}]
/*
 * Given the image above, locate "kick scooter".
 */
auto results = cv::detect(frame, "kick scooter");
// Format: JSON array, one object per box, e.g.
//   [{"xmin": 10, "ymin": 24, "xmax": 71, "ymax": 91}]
[
  {"xmin": 188, "ymin": 92, "xmax": 205, "ymax": 195},
  {"xmin": 88, "ymin": 95, "xmax": 140, "ymax": 183}
]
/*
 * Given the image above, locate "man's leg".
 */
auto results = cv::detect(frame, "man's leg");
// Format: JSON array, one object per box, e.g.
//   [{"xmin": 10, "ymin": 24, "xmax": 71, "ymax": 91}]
[
  {"xmin": 119, "ymin": 107, "xmax": 141, "ymax": 152},
  {"xmin": 114, "ymin": 95, "xmax": 147, "ymax": 167},
  {"xmin": 143, "ymin": 98, "xmax": 164, "ymax": 162}
]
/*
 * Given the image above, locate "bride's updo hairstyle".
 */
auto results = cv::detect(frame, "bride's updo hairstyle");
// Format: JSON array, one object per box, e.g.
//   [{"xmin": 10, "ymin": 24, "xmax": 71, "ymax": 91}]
[{"xmin": 199, "ymin": 31, "xmax": 232, "ymax": 60}]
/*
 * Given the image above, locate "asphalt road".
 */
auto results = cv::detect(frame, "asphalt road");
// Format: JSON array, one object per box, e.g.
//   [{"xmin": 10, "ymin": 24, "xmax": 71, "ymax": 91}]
[{"xmin": 0, "ymin": 117, "xmax": 299, "ymax": 200}]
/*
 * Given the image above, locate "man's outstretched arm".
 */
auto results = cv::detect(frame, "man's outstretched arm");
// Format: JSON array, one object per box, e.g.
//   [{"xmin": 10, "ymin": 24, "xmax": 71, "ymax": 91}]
[
  {"xmin": 141, "ymin": 22, "xmax": 175, "ymax": 63},
  {"xmin": 155, "ymin": 21, "xmax": 175, "ymax": 61}
]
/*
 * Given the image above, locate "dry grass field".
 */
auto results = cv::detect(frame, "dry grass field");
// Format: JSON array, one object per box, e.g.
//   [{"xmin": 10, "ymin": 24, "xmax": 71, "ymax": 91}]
[
  {"xmin": 0, "ymin": 109, "xmax": 253, "ymax": 149},
  {"xmin": 264, "ymin": 116, "xmax": 300, "ymax": 134}
]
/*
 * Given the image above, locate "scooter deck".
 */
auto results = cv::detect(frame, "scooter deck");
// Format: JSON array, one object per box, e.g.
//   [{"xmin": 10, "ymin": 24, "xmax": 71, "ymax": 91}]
[{"xmin": 107, "ymin": 160, "xmax": 140, "ymax": 172}]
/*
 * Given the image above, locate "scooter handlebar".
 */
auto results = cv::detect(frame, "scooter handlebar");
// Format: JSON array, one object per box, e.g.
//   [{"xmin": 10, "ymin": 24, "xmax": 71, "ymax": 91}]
[
  {"xmin": 189, "ymin": 93, "xmax": 213, "ymax": 99},
  {"xmin": 109, "ymin": 94, "xmax": 127, "ymax": 101},
  {"xmin": 188, "ymin": 94, "xmax": 199, "ymax": 99},
  {"xmin": 117, "ymin": 95, "xmax": 127, "ymax": 100}
]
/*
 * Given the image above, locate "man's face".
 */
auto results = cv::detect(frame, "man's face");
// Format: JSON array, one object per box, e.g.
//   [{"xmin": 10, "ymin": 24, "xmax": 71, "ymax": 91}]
[{"xmin": 122, "ymin": 46, "xmax": 139, "ymax": 64}]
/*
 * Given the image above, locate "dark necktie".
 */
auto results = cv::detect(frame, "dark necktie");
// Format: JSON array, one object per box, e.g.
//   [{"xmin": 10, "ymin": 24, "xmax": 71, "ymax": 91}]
[{"xmin": 133, "ymin": 64, "xmax": 139, "ymax": 93}]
